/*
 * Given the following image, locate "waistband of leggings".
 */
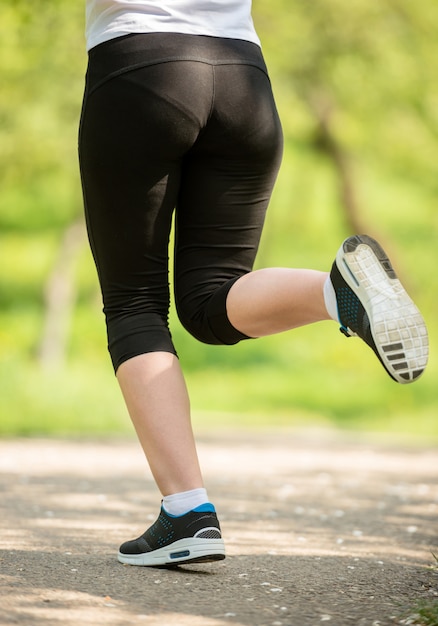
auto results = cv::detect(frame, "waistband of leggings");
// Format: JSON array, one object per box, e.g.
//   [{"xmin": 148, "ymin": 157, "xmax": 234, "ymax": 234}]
[{"xmin": 86, "ymin": 32, "xmax": 268, "ymax": 94}]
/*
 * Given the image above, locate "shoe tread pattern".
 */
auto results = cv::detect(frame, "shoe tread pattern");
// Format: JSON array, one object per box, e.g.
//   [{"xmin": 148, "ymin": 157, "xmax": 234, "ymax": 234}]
[{"xmin": 337, "ymin": 235, "xmax": 428, "ymax": 383}]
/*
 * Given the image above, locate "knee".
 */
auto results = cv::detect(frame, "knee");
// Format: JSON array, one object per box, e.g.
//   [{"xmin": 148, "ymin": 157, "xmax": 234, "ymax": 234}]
[{"xmin": 176, "ymin": 279, "xmax": 250, "ymax": 346}]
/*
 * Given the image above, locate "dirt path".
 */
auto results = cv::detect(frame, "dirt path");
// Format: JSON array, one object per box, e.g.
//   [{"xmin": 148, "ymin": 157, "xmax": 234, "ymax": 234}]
[{"xmin": 0, "ymin": 430, "xmax": 437, "ymax": 626}]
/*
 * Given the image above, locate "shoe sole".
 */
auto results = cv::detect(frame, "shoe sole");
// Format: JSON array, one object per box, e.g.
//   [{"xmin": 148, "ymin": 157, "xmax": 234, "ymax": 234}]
[
  {"xmin": 118, "ymin": 538, "xmax": 226, "ymax": 567},
  {"xmin": 337, "ymin": 235, "xmax": 428, "ymax": 384}
]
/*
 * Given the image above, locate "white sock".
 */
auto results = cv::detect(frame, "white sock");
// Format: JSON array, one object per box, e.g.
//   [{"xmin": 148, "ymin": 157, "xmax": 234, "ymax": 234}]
[
  {"xmin": 323, "ymin": 276, "xmax": 339, "ymax": 322},
  {"xmin": 162, "ymin": 487, "xmax": 209, "ymax": 516}
]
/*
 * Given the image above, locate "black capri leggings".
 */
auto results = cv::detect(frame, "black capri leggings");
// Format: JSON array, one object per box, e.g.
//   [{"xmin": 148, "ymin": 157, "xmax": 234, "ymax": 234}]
[{"xmin": 79, "ymin": 33, "xmax": 283, "ymax": 372}]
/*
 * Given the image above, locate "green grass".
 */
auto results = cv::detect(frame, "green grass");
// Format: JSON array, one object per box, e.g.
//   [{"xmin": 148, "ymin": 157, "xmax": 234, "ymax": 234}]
[
  {"xmin": 409, "ymin": 555, "xmax": 438, "ymax": 626},
  {"xmin": 397, "ymin": 555, "xmax": 438, "ymax": 626},
  {"xmin": 0, "ymin": 358, "xmax": 129, "ymax": 437},
  {"xmin": 398, "ymin": 601, "xmax": 438, "ymax": 626},
  {"xmin": 413, "ymin": 603, "xmax": 438, "ymax": 626},
  {"xmin": 1, "ymin": 316, "xmax": 436, "ymax": 439}
]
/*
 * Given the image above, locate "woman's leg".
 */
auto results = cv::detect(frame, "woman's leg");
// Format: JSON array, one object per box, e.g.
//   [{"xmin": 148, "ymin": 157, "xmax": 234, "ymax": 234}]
[
  {"xmin": 116, "ymin": 352, "xmax": 204, "ymax": 496},
  {"xmin": 174, "ymin": 63, "xmax": 331, "ymax": 345},
  {"xmin": 79, "ymin": 59, "xmax": 215, "ymax": 499},
  {"xmin": 226, "ymin": 268, "xmax": 330, "ymax": 338}
]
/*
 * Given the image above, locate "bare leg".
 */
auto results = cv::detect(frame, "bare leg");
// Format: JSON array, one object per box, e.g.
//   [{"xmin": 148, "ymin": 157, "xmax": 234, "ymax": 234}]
[
  {"xmin": 116, "ymin": 351, "xmax": 204, "ymax": 496},
  {"xmin": 227, "ymin": 268, "xmax": 330, "ymax": 337}
]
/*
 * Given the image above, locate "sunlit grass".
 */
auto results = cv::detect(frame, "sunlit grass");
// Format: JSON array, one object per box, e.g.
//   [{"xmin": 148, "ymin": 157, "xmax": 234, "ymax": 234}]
[
  {"xmin": 396, "ymin": 556, "xmax": 438, "ymax": 625},
  {"xmin": 0, "ymin": 358, "xmax": 129, "ymax": 437},
  {"xmin": 1, "ymin": 315, "xmax": 436, "ymax": 440}
]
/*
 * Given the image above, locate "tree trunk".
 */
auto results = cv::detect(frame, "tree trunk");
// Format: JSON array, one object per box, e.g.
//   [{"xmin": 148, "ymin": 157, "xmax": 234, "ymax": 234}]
[
  {"xmin": 37, "ymin": 219, "xmax": 86, "ymax": 369},
  {"xmin": 309, "ymin": 92, "xmax": 365, "ymax": 234}
]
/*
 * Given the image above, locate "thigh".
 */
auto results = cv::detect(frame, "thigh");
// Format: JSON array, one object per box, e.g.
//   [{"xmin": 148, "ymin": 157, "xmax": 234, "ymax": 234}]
[
  {"xmin": 79, "ymin": 61, "xmax": 213, "ymax": 317},
  {"xmin": 174, "ymin": 64, "xmax": 283, "ymax": 320}
]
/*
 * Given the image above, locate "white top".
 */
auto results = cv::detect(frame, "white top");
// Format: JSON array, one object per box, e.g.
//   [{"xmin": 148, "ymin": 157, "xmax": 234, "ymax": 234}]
[{"xmin": 85, "ymin": 0, "xmax": 260, "ymax": 51}]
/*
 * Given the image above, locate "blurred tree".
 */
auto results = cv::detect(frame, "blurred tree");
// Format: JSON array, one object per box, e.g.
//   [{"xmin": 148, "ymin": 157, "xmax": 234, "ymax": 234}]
[
  {"xmin": 37, "ymin": 219, "xmax": 86, "ymax": 369},
  {"xmin": 0, "ymin": 1, "xmax": 85, "ymax": 231},
  {"xmin": 254, "ymin": 0, "xmax": 438, "ymax": 228},
  {"xmin": 0, "ymin": 1, "xmax": 86, "ymax": 364}
]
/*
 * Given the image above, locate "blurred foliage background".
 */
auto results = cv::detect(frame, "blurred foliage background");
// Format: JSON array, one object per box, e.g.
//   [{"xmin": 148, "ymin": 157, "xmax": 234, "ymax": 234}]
[{"xmin": 0, "ymin": 0, "xmax": 436, "ymax": 439}]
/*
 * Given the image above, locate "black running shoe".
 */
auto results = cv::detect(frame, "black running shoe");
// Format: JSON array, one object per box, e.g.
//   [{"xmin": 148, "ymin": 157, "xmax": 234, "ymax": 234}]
[
  {"xmin": 330, "ymin": 234, "xmax": 428, "ymax": 383},
  {"xmin": 118, "ymin": 503, "xmax": 225, "ymax": 566}
]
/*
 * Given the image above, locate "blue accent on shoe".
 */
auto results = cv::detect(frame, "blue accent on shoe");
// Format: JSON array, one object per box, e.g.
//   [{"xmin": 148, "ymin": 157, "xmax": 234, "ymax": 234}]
[
  {"xmin": 170, "ymin": 550, "xmax": 191, "ymax": 559},
  {"xmin": 162, "ymin": 502, "xmax": 216, "ymax": 518},
  {"xmin": 339, "ymin": 324, "xmax": 351, "ymax": 337},
  {"xmin": 193, "ymin": 503, "xmax": 216, "ymax": 513},
  {"xmin": 162, "ymin": 508, "xmax": 185, "ymax": 518}
]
